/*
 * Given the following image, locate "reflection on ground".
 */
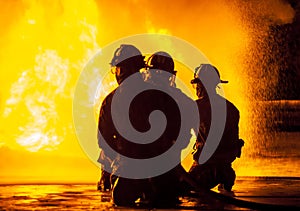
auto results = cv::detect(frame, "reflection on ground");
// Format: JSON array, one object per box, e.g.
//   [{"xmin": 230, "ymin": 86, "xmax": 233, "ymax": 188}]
[{"xmin": 0, "ymin": 183, "xmax": 251, "ymax": 210}]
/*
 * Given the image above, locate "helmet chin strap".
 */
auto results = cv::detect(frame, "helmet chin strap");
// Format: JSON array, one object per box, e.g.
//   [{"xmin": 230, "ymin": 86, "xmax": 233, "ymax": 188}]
[
  {"xmin": 169, "ymin": 74, "xmax": 177, "ymax": 87},
  {"xmin": 196, "ymin": 83, "xmax": 209, "ymax": 99},
  {"xmin": 115, "ymin": 67, "xmax": 137, "ymax": 85}
]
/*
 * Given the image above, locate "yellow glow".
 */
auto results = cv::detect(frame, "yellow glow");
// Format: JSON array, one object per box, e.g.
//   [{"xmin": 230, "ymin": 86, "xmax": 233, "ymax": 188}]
[
  {"xmin": 1, "ymin": 0, "xmax": 99, "ymax": 152},
  {"xmin": 0, "ymin": 0, "xmax": 101, "ymax": 183},
  {"xmin": 0, "ymin": 0, "xmax": 296, "ymax": 183}
]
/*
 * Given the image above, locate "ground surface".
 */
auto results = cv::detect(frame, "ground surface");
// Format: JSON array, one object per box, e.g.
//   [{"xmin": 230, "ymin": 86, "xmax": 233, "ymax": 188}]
[{"xmin": 1, "ymin": 176, "xmax": 299, "ymax": 210}]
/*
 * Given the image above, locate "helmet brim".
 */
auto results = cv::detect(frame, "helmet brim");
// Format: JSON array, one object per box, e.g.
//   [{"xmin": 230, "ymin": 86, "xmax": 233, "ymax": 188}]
[{"xmin": 190, "ymin": 78, "xmax": 229, "ymax": 84}]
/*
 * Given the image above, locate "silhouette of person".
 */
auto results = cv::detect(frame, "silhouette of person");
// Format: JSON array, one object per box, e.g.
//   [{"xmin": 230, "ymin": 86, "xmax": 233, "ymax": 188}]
[
  {"xmin": 143, "ymin": 51, "xmax": 199, "ymax": 205},
  {"xmin": 97, "ymin": 45, "xmax": 182, "ymax": 206},
  {"xmin": 97, "ymin": 44, "xmax": 149, "ymax": 200},
  {"xmin": 189, "ymin": 64, "xmax": 244, "ymax": 191}
]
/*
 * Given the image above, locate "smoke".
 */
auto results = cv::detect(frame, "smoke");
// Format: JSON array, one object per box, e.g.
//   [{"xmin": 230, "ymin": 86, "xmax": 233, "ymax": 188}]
[{"xmin": 233, "ymin": 0, "xmax": 295, "ymax": 25}]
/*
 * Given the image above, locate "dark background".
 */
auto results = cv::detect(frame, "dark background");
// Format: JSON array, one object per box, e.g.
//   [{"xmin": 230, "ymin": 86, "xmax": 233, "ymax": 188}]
[
  {"xmin": 257, "ymin": 0, "xmax": 300, "ymax": 100},
  {"xmin": 271, "ymin": 0, "xmax": 300, "ymax": 100}
]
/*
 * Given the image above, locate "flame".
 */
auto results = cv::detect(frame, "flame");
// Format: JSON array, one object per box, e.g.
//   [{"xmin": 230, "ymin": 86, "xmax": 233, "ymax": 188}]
[
  {"xmin": 0, "ymin": 0, "xmax": 100, "ymax": 152},
  {"xmin": 0, "ymin": 0, "xmax": 297, "ymax": 182}
]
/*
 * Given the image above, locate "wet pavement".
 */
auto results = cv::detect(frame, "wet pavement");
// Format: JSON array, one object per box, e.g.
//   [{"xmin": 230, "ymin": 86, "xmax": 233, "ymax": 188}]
[{"xmin": 0, "ymin": 176, "xmax": 299, "ymax": 210}]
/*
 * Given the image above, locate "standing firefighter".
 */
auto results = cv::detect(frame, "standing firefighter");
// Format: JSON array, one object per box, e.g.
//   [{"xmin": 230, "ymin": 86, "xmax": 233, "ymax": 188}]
[{"xmin": 189, "ymin": 64, "xmax": 244, "ymax": 191}]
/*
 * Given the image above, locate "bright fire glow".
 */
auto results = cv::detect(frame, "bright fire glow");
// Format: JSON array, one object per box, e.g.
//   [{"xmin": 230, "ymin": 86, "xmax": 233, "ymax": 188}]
[{"xmin": 0, "ymin": 0, "xmax": 297, "ymax": 183}]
